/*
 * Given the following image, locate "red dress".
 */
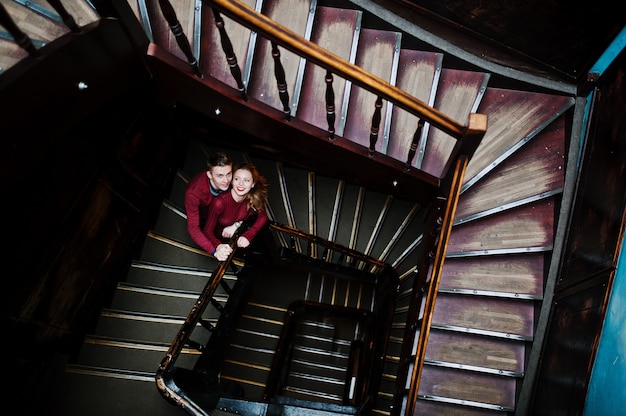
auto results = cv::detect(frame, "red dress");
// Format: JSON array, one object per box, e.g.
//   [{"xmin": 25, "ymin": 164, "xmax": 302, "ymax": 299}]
[{"xmin": 203, "ymin": 191, "xmax": 269, "ymax": 251}]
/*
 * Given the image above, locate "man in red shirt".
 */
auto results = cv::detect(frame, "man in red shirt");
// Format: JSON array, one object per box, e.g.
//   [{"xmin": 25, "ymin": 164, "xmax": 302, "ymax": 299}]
[{"xmin": 185, "ymin": 152, "xmax": 233, "ymax": 259}]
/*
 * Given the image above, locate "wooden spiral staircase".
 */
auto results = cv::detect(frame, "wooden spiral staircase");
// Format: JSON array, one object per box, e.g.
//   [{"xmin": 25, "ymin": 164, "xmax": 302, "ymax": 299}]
[{"xmin": 2, "ymin": 0, "xmax": 579, "ymax": 415}]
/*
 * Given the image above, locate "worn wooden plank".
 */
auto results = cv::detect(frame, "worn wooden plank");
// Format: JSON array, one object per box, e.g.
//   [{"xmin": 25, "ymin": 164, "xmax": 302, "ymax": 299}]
[
  {"xmin": 425, "ymin": 330, "xmax": 526, "ymax": 373},
  {"xmin": 456, "ymin": 115, "xmax": 566, "ymax": 220},
  {"xmin": 342, "ymin": 28, "xmax": 399, "ymax": 149},
  {"xmin": 414, "ymin": 400, "xmax": 504, "ymax": 416},
  {"xmin": 386, "ymin": 49, "xmax": 440, "ymax": 163},
  {"xmin": 2, "ymin": 0, "xmax": 69, "ymax": 40},
  {"xmin": 448, "ymin": 199, "xmax": 555, "ymax": 253},
  {"xmin": 465, "ymin": 87, "xmax": 573, "ymax": 186},
  {"xmin": 247, "ymin": 0, "xmax": 313, "ymax": 110},
  {"xmin": 144, "ymin": 0, "xmax": 196, "ymax": 63},
  {"xmin": 440, "ymin": 254, "xmax": 544, "ymax": 297},
  {"xmin": 296, "ymin": 6, "xmax": 360, "ymax": 130},
  {"xmin": 418, "ymin": 365, "xmax": 516, "ymax": 408},
  {"xmin": 432, "ymin": 293, "xmax": 535, "ymax": 337},
  {"xmin": 419, "ymin": 68, "xmax": 488, "ymax": 177},
  {"xmin": 199, "ymin": 0, "xmax": 255, "ymax": 86}
]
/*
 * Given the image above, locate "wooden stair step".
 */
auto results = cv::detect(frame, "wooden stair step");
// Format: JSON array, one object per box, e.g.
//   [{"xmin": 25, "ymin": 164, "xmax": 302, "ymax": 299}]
[
  {"xmin": 247, "ymin": 0, "xmax": 315, "ymax": 110},
  {"xmin": 296, "ymin": 6, "xmax": 362, "ymax": 130},
  {"xmin": 419, "ymin": 68, "xmax": 490, "ymax": 177},
  {"xmin": 76, "ymin": 337, "xmax": 200, "ymax": 372},
  {"xmin": 432, "ymin": 293, "xmax": 535, "ymax": 339},
  {"xmin": 91, "ymin": 309, "xmax": 199, "ymax": 345},
  {"xmin": 53, "ymin": 370, "xmax": 182, "ymax": 416},
  {"xmin": 448, "ymin": 200, "xmax": 556, "ymax": 254},
  {"xmin": 140, "ymin": 0, "xmax": 197, "ymax": 63},
  {"xmin": 386, "ymin": 49, "xmax": 442, "ymax": 163},
  {"xmin": 440, "ymin": 254, "xmax": 544, "ymax": 298},
  {"xmin": 418, "ymin": 365, "xmax": 516, "ymax": 411},
  {"xmin": 108, "ymin": 282, "xmax": 224, "ymax": 318},
  {"xmin": 456, "ymin": 116, "xmax": 567, "ymax": 221},
  {"xmin": 425, "ymin": 330, "xmax": 526, "ymax": 374},
  {"xmin": 136, "ymin": 232, "xmax": 216, "ymax": 269},
  {"xmin": 465, "ymin": 88, "xmax": 574, "ymax": 189},
  {"xmin": 199, "ymin": 0, "xmax": 256, "ymax": 88},
  {"xmin": 341, "ymin": 28, "xmax": 401, "ymax": 148}
]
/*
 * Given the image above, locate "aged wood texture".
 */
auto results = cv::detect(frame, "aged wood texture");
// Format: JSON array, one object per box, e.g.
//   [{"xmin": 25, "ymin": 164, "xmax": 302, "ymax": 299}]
[
  {"xmin": 386, "ymin": 49, "xmax": 440, "ymax": 163},
  {"xmin": 465, "ymin": 88, "xmax": 573, "ymax": 189},
  {"xmin": 342, "ymin": 28, "xmax": 398, "ymax": 149},
  {"xmin": 199, "ymin": 0, "xmax": 255, "ymax": 87},
  {"xmin": 247, "ymin": 0, "xmax": 312, "ymax": 110},
  {"xmin": 143, "ymin": 0, "xmax": 196, "ymax": 63},
  {"xmin": 425, "ymin": 330, "xmax": 525, "ymax": 373},
  {"xmin": 439, "ymin": 254, "xmax": 544, "ymax": 297},
  {"xmin": 418, "ymin": 365, "xmax": 516, "ymax": 408},
  {"xmin": 447, "ymin": 199, "xmax": 556, "ymax": 253},
  {"xmin": 456, "ymin": 115, "xmax": 566, "ymax": 220},
  {"xmin": 296, "ymin": 6, "xmax": 359, "ymax": 130},
  {"xmin": 419, "ymin": 68, "xmax": 489, "ymax": 178}
]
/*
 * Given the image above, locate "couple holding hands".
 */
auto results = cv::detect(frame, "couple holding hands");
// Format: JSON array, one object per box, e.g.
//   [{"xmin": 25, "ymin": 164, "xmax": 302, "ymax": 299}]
[{"xmin": 185, "ymin": 152, "xmax": 269, "ymax": 261}]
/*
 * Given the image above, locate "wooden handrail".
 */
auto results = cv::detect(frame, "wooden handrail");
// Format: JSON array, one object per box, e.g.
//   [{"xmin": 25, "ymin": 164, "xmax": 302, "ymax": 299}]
[
  {"xmin": 404, "ymin": 155, "xmax": 469, "ymax": 415},
  {"xmin": 204, "ymin": 0, "xmax": 487, "ymax": 143}
]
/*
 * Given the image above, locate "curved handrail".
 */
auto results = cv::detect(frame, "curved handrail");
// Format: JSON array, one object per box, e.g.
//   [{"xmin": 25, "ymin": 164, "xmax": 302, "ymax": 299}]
[
  {"xmin": 204, "ymin": 0, "xmax": 487, "ymax": 143},
  {"xmin": 155, "ymin": 218, "xmax": 395, "ymax": 414},
  {"xmin": 268, "ymin": 221, "xmax": 387, "ymax": 269}
]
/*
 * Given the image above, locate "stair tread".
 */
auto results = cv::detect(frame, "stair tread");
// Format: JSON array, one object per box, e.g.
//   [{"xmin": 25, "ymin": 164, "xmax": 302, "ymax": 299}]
[
  {"xmin": 387, "ymin": 49, "xmax": 441, "ymax": 163},
  {"xmin": 342, "ymin": 28, "xmax": 401, "ymax": 147},
  {"xmin": 296, "ymin": 6, "xmax": 361, "ymax": 130},
  {"xmin": 419, "ymin": 68, "xmax": 490, "ymax": 177}
]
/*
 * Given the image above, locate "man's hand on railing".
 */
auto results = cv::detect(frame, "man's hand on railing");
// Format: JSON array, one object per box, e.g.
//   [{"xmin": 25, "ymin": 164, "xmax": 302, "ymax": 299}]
[{"xmin": 214, "ymin": 243, "xmax": 233, "ymax": 261}]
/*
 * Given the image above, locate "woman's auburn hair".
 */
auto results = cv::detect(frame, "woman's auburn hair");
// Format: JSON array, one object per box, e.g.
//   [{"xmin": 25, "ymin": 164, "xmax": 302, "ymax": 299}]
[{"xmin": 233, "ymin": 162, "xmax": 268, "ymax": 211}]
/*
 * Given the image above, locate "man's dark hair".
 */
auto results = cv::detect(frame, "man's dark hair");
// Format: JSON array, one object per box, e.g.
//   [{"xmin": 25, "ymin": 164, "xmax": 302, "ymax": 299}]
[{"xmin": 207, "ymin": 152, "xmax": 232, "ymax": 169}]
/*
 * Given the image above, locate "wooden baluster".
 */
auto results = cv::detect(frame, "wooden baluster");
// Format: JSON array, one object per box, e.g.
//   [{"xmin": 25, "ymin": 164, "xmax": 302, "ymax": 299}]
[
  {"xmin": 212, "ymin": 8, "xmax": 247, "ymax": 100},
  {"xmin": 325, "ymin": 70, "xmax": 336, "ymax": 140},
  {"xmin": 0, "ymin": 3, "xmax": 39, "ymax": 57},
  {"xmin": 368, "ymin": 96, "xmax": 383, "ymax": 156},
  {"xmin": 46, "ymin": 0, "xmax": 80, "ymax": 32},
  {"xmin": 157, "ymin": 0, "xmax": 202, "ymax": 77},
  {"xmin": 271, "ymin": 41, "xmax": 291, "ymax": 120},
  {"xmin": 406, "ymin": 118, "xmax": 425, "ymax": 169}
]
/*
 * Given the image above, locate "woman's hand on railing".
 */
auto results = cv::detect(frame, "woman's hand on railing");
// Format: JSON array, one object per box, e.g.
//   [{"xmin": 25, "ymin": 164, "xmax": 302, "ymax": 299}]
[
  {"xmin": 222, "ymin": 222, "xmax": 241, "ymax": 239},
  {"xmin": 236, "ymin": 236, "xmax": 251, "ymax": 248}
]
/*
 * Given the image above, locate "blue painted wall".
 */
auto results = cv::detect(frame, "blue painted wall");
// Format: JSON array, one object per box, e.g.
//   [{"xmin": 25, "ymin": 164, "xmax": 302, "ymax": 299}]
[{"xmin": 583, "ymin": 232, "xmax": 626, "ymax": 415}]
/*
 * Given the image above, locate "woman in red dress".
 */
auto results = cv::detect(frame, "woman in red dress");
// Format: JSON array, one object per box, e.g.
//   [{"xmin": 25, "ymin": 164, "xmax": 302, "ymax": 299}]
[{"xmin": 203, "ymin": 162, "xmax": 269, "ymax": 261}]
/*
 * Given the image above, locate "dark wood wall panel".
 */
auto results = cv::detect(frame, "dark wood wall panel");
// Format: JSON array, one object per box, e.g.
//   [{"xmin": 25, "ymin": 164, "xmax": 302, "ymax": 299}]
[{"xmin": 532, "ymin": 274, "xmax": 611, "ymax": 413}]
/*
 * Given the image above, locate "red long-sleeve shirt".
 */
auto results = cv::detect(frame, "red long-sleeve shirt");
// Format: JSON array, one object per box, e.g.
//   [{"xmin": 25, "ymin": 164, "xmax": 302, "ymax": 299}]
[
  {"xmin": 185, "ymin": 171, "xmax": 222, "ymax": 254},
  {"xmin": 203, "ymin": 190, "xmax": 269, "ymax": 250}
]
